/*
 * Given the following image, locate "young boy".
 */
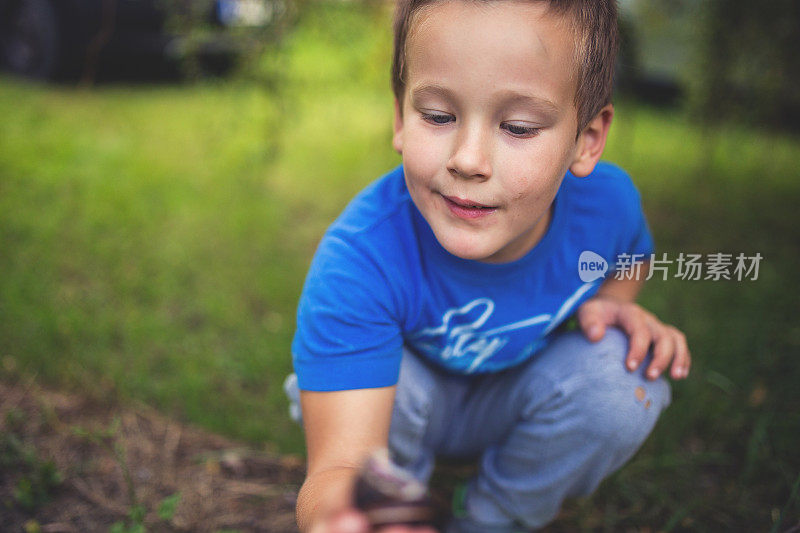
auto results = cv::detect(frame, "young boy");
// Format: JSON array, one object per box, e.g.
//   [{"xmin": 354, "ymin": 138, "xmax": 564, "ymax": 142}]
[{"xmin": 285, "ymin": 1, "xmax": 691, "ymax": 531}]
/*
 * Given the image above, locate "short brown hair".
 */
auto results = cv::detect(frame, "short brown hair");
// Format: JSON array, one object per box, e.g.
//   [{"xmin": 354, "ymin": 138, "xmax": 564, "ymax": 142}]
[{"xmin": 391, "ymin": 0, "xmax": 619, "ymax": 132}]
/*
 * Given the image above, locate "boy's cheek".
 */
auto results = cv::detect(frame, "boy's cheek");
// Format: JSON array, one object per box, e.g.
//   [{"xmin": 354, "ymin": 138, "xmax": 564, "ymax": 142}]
[{"xmin": 402, "ymin": 140, "xmax": 442, "ymax": 178}]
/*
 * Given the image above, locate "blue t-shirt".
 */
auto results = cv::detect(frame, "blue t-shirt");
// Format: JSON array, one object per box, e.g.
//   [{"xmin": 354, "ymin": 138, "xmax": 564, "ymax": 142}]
[{"xmin": 292, "ymin": 163, "xmax": 654, "ymax": 391}]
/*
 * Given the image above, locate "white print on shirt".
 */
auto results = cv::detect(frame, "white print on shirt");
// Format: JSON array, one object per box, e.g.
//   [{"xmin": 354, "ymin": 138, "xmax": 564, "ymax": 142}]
[{"xmin": 410, "ymin": 282, "xmax": 597, "ymax": 373}]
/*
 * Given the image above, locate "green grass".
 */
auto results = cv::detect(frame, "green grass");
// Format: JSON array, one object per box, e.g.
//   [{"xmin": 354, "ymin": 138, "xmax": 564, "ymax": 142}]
[{"xmin": 2, "ymin": 2, "xmax": 799, "ymax": 530}]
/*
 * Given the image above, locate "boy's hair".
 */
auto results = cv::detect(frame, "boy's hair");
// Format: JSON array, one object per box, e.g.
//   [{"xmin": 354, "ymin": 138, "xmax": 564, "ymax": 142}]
[{"xmin": 391, "ymin": 0, "xmax": 619, "ymax": 133}]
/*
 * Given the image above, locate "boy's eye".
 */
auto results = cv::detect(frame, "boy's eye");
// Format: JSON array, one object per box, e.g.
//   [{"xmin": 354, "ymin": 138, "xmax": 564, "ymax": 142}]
[
  {"xmin": 421, "ymin": 112, "xmax": 455, "ymax": 125},
  {"xmin": 501, "ymin": 122, "xmax": 540, "ymax": 137}
]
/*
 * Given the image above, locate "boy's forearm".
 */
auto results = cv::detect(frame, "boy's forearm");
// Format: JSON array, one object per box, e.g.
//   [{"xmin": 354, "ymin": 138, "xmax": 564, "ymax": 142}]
[
  {"xmin": 296, "ymin": 466, "xmax": 359, "ymax": 532},
  {"xmin": 595, "ymin": 261, "xmax": 649, "ymax": 303}
]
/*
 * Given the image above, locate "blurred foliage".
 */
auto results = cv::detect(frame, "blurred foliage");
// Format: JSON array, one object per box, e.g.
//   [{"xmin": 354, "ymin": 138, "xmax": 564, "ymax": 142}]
[
  {"xmin": 157, "ymin": 0, "xmax": 304, "ymax": 81},
  {"xmin": 691, "ymin": 0, "xmax": 800, "ymax": 129},
  {"xmin": 633, "ymin": 0, "xmax": 800, "ymax": 130}
]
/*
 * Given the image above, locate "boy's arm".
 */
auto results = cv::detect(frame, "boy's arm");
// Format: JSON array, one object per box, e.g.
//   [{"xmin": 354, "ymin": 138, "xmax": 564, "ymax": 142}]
[
  {"xmin": 593, "ymin": 261, "xmax": 648, "ymax": 303},
  {"xmin": 576, "ymin": 262, "xmax": 692, "ymax": 381},
  {"xmin": 298, "ymin": 385, "xmax": 431, "ymax": 533}
]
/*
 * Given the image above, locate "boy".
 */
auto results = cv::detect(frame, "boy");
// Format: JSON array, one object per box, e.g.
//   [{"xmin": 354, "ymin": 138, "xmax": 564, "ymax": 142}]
[{"xmin": 285, "ymin": 0, "xmax": 691, "ymax": 531}]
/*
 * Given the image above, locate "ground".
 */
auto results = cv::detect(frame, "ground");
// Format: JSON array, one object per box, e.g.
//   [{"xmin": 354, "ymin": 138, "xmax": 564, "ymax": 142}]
[
  {"xmin": 1, "ymin": 376, "xmax": 305, "ymax": 532},
  {"xmin": 3, "ymin": 373, "xmax": 799, "ymax": 532}
]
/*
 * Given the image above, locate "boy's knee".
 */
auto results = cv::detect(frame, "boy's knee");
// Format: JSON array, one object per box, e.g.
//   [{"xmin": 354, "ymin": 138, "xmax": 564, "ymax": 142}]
[
  {"xmin": 595, "ymin": 326, "xmax": 630, "ymax": 356},
  {"xmin": 533, "ymin": 327, "xmax": 671, "ymax": 452},
  {"xmin": 579, "ymin": 373, "xmax": 670, "ymax": 450},
  {"xmin": 568, "ymin": 330, "xmax": 672, "ymax": 454},
  {"xmin": 528, "ymin": 326, "xmax": 629, "ymax": 383},
  {"xmin": 572, "ymin": 326, "xmax": 630, "ymax": 367}
]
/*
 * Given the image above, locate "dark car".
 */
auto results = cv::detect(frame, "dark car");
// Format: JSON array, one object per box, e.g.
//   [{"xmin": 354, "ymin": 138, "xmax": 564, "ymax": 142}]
[{"xmin": 0, "ymin": 0, "xmax": 277, "ymax": 81}]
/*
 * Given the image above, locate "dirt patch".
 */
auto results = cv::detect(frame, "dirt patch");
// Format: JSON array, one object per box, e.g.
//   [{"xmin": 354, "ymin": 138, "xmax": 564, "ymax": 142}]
[{"xmin": 0, "ymin": 376, "xmax": 305, "ymax": 532}]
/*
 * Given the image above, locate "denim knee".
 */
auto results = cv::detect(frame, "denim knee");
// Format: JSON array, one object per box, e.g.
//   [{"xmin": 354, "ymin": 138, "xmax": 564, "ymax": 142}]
[{"xmin": 549, "ymin": 328, "xmax": 672, "ymax": 462}]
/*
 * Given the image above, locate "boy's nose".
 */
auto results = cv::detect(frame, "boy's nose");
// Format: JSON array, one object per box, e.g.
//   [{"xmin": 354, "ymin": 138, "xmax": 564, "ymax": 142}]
[{"xmin": 447, "ymin": 124, "xmax": 492, "ymax": 181}]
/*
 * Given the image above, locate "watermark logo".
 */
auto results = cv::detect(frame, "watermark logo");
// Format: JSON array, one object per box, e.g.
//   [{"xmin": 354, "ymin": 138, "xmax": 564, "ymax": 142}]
[
  {"xmin": 578, "ymin": 251, "xmax": 609, "ymax": 282},
  {"xmin": 578, "ymin": 251, "xmax": 763, "ymax": 282}
]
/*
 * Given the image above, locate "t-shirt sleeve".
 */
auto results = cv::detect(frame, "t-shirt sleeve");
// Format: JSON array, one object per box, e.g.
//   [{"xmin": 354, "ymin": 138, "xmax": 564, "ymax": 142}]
[{"xmin": 291, "ymin": 232, "xmax": 404, "ymax": 391}]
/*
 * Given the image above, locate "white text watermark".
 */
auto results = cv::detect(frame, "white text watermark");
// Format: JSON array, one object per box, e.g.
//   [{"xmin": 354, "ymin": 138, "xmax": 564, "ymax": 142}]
[{"xmin": 578, "ymin": 251, "xmax": 763, "ymax": 283}]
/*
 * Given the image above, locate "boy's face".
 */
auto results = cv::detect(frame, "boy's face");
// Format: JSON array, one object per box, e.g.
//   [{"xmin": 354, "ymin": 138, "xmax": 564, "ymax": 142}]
[{"xmin": 394, "ymin": 0, "xmax": 610, "ymax": 263}]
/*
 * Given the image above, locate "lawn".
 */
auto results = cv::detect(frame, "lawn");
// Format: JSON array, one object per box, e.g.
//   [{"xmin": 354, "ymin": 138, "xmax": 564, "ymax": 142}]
[{"xmin": 1, "ymin": 2, "xmax": 799, "ymax": 530}]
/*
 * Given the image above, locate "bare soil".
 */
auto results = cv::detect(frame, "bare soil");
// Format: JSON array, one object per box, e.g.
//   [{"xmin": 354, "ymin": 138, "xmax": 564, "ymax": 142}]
[{"xmin": 1, "ymin": 375, "xmax": 305, "ymax": 532}]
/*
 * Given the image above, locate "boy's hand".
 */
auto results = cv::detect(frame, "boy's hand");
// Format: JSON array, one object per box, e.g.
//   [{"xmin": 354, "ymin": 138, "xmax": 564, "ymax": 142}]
[
  {"xmin": 309, "ymin": 509, "xmax": 370, "ymax": 533},
  {"xmin": 576, "ymin": 295, "xmax": 691, "ymax": 380},
  {"xmin": 298, "ymin": 388, "xmax": 440, "ymax": 533},
  {"xmin": 310, "ymin": 509, "xmax": 437, "ymax": 533}
]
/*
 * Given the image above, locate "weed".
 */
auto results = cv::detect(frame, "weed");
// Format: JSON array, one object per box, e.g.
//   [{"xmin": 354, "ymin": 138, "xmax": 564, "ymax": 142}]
[
  {"xmin": 0, "ymin": 429, "xmax": 63, "ymax": 512},
  {"xmin": 71, "ymin": 418, "xmax": 181, "ymax": 532}
]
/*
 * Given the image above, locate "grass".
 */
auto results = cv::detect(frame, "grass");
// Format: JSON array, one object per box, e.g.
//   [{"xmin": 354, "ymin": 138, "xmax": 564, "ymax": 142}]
[{"xmin": 1, "ymin": 2, "xmax": 799, "ymax": 530}]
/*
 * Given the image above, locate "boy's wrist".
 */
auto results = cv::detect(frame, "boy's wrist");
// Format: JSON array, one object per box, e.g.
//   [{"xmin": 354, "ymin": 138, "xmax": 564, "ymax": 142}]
[{"xmin": 297, "ymin": 467, "xmax": 361, "ymax": 532}]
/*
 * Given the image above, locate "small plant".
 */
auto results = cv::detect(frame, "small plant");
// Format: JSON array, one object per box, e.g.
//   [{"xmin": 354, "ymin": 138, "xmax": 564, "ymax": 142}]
[
  {"xmin": 71, "ymin": 418, "xmax": 181, "ymax": 532},
  {"xmin": 109, "ymin": 504, "xmax": 146, "ymax": 533},
  {"xmin": 157, "ymin": 491, "xmax": 181, "ymax": 521},
  {"xmin": 13, "ymin": 458, "xmax": 63, "ymax": 511},
  {"xmin": 1, "ymin": 427, "xmax": 64, "ymax": 513},
  {"xmin": 108, "ymin": 492, "xmax": 182, "ymax": 533},
  {"xmin": 72, "ymin": 417, "xmax": 139, "ymax": 509}
]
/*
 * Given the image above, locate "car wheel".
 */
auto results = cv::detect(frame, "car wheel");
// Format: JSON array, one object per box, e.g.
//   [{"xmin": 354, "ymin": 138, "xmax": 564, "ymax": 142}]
[{"xmin": 0, "ymin": 0, "xmax": 60, "ymax": 79}]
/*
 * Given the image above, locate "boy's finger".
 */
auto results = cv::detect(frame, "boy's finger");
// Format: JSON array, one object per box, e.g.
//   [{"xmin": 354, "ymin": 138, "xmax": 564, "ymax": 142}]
[
  {"xmin": 579, "ymin": 317, "xmax": 606, "ymax": 342},
  {"xmin": 669, "ymin": 329, "xmax": 691, "ymax": 379},
  {"xmin": 618, "ymin": 311, "xmax": 651, "ymax": 370},
  {"xmin": 377, "ymin": 527, "xmax": 438, "ymax": 533},
  {"xmin": 645, "ymin": 327, "xmax": 675, "ymax": 380},
  {"xmin": 325, "ymin": 510, "xmax": 371, "ymax": 533},
  {"xmin": 577, "ymin": 302, "xmax": 607, "ymax": 341}
]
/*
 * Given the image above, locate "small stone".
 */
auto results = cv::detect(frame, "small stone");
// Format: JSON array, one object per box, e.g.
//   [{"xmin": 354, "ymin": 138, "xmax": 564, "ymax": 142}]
[{"xmin": 221, "ymin": 450, "xmax": 246, "ymax": 476}]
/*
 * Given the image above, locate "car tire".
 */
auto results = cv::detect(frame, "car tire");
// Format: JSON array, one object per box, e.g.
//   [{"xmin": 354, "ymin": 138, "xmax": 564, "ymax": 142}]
[{"xmin": 0, "ymin": 0, "xmax": 60, "ymax": 79}]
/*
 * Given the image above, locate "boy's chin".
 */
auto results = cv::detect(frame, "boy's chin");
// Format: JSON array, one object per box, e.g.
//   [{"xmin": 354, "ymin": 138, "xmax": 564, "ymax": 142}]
[{"xmin": 437, "ymin": 236, "xmax": 502, "ymax": 263}]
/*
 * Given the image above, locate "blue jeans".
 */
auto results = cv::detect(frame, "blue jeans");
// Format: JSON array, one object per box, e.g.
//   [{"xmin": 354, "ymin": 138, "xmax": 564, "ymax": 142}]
[{"xmin": 284, "ymin": 327, "xmax": 671, "ymax": 532}]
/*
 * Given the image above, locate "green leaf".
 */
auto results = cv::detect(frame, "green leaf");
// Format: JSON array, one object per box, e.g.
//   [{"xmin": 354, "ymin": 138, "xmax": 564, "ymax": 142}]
[
  {"xmin": 128, "ymin": 504, "xmax": 146, "ymax": 524},
  {"xmin": 158, "ymin": 492, "xmax": 182, "ymax": 521},
  {"xmin": 14, "ymin": 477, "xmax": 35, "ymax": 510},
  {"xmin": 71, "ymin": 426, "xmax": 90, "ymax": 439}
]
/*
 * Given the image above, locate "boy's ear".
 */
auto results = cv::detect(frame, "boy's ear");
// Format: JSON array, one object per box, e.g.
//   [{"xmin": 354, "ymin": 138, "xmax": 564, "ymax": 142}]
[
  {"xmin": 392, "ymin": 98, "xmax": 404, "ymax": 154},
  {"xmin": 569, "ymin": 104, "xmax": 614, "ymax": 177}
]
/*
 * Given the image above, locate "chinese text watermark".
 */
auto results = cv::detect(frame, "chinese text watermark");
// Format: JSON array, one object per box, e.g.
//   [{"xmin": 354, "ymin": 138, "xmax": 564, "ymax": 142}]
[{"xmin": 578, "ymin": 251, "xmax": 763, "ymax": 283}]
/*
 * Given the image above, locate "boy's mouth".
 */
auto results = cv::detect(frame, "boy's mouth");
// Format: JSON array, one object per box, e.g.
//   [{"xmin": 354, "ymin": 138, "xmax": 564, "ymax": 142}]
[{"xmin": 442, "ymin": 195, "xmax": 498, "ymax": 219}]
